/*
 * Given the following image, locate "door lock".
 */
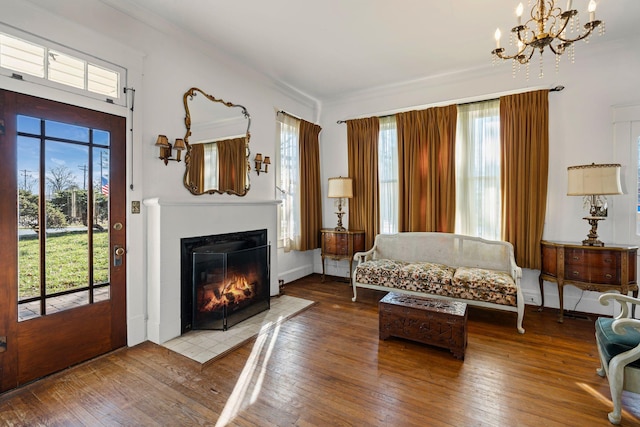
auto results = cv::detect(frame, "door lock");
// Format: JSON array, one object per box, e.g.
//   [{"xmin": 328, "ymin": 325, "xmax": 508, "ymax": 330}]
[{"xmin": 114, "ymin": 245, "xmax": 125, "ymax": 267}]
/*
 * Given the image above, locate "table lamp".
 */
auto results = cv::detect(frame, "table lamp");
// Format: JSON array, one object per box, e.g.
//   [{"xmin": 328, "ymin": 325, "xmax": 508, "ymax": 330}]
[
  {"xmin": 327, "ymin": 176, "xmax": 353, "ymax": 231},
  {"xmin": 567, "ymin": 163, "xmax": 622, "ymax": 246}
]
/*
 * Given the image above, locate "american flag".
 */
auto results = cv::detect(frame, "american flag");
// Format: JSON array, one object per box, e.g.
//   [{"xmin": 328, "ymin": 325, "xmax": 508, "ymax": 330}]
[{"xmin": 101, "ymin": 176, "xmax": 109, "ymax": 196}]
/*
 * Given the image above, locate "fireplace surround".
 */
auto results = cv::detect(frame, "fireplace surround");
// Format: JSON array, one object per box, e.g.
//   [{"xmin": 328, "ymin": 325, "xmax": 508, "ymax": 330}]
[
  {"xmin": 181, "ymin": 229, "xmax": 270, "ymax": 333},
  {"xmin": 143, "ymin": 198, "xmax": 279, "ymax": 345}
]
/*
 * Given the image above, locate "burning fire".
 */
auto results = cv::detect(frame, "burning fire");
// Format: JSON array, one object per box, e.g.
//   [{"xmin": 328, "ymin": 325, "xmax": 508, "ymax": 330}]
[{"xmin": 198, "ymin": 274, "xmax": 255, "ymax": 312}]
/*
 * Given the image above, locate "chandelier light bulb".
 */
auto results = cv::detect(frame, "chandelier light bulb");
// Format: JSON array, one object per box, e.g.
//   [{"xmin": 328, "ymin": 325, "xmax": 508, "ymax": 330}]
[
  {"xmin": 588, "ymin": 0, "xmax": 597, "ymax": 21},
  {"xmin": 516, "ymin": 3, "xmax": 524, "ymax": 25},
  {"xmin": 495, "ymin": 28, "xmax": 502, "ymax": 48}
]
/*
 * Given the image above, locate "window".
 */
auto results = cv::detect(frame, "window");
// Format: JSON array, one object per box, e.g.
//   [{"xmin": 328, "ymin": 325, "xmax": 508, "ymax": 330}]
[
  {"xmin": 637, "ymin": 136, "xmax": 640, "ymax": 235},
  {"xmin": 376, "ymin": 100, "xmax": 501, "ymax": 239},
  {"xmin": 378, "ymin": 116, "xmax": 399, "ymax": 234},
  {"xmin": 0, "ymin": 34, "xmax": 44, "ymax": 78},
  {"xmin": 276, "ymin": 113, "xmax": 301, "ymax": 250},
  {"xmin": 0, "ymin": 31, "xmax": 122, "ymax": 102},
  {"xmin": 454, "ymin": 100, "xmax": 501, "ymax": 240}
]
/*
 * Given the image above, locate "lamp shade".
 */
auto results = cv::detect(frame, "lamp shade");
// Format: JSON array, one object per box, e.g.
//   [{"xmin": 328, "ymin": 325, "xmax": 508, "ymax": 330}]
[
  {"xmin": 173, "ymin": 138, "xmax": 186, "ymax": 150},
  {"xmin": 155, "ymin": 135, "xmax": 170, "ymax": 147},
  {"xmin": 567, "ymin": 163, "xmax": 622, "ymax": 196},
  {"xmin": 328, "ymin": 176, "xmax": 353, "ymax": 198}
]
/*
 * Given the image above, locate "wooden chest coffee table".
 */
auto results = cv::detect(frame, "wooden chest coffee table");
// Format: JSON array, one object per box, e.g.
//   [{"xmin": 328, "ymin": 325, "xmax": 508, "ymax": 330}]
[{"xmin": 379, "ymin": 293, "xmax": 468, "ymax": 360}]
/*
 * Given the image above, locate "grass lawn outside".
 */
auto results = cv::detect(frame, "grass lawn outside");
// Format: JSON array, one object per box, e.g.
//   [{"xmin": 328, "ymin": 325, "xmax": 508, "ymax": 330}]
[{"xmin": 18, "ymin": 230, "xmax": 109, "ymax": 298}]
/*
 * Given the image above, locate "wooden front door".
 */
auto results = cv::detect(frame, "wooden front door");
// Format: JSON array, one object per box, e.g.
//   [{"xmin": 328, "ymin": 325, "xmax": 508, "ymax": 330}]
[{"xmin": 0, "ymin": 90, "xmax": 127, "ymax": 392}]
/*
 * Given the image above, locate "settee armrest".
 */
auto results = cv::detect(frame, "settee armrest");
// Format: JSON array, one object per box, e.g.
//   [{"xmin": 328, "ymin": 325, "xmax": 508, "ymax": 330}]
[
  {"xmin": 600, "ymin": 293, "xmax": 640, "ymax": 320},
  {"xmin": 353, "ymin": 246, "xmax": 376, "ymax": 264}
]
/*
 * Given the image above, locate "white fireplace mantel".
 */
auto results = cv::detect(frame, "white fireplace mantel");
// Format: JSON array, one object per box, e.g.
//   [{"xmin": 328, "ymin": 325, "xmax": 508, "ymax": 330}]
[{"xmin": 143, "ymin": 197, "xmax": 280, "ymax": 344}]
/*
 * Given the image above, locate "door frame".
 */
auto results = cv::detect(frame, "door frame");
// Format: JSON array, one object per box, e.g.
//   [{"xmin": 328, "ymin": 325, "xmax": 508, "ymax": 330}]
[{"xmin": 0, "ymin": 89, "xmax": 127, "ymax": 391}]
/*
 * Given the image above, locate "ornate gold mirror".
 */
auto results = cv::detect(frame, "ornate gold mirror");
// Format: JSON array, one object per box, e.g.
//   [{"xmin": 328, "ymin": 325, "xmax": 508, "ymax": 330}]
[{"xmin": 182, "ymin": 87, "xmax": 251, "ymax": 195}]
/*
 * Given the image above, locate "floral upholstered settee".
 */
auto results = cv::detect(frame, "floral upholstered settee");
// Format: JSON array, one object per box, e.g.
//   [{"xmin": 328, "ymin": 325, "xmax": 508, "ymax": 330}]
[{"xmin": 352, "ymin": 232, "xmax": 525, "ymax": 333}]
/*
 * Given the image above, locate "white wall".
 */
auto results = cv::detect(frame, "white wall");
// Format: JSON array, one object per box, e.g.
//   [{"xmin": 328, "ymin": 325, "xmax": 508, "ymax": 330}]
[
  {"xmin": 1, "ymin": 0, "xmax": 318, "ymax": 346},
  {"xmin": 318, "ymin": 37, "xmax": 640, "ymax": 316}
]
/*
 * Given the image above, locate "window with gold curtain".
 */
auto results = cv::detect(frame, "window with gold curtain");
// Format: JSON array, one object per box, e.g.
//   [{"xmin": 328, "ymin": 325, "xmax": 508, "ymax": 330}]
[
  {"xmin": 277, "ymin": 113, "xmax": 300, "ymax": 251},
  {"xmin": 347, "ymin": 117, "xmax": 380, "ymax": 250},
  {"xmin": 298, "ymin": 120, "xmax": 322, "ymax": 251},
  {"xmin": 500, "ymin": 90, "xmax": 549, "ymax": 269},
  {"xmin": 276, "ymin": 112, "xmax": 322, "ymax": 252},
  {"xmin": 396, "ymin": 105, "xmax": 457, "ymax": 232}
]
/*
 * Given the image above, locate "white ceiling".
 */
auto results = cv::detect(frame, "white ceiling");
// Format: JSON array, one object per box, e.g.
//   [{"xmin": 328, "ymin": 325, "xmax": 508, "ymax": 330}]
[{"xmin": 46, "ymin": 0, "xmax": 640, "ymax": 101}]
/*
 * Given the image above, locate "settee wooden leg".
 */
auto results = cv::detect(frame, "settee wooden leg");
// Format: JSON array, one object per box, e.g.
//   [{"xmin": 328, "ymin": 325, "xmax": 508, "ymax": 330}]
[{"xmin": 517, "ymin": 305, "xmax": 525, "ymax": 334}]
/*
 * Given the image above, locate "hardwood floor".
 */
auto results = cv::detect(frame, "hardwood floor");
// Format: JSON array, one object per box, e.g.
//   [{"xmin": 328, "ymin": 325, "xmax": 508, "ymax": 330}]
[{"xmin": 1, "ymin": 274, "xmax": 639, "ymax": 426}]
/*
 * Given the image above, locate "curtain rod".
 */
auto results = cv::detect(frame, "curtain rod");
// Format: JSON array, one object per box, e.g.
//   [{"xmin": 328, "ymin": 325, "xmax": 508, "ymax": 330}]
[
  {"xmin": 336, "ymin": 85, "xmax": 565, "ymax": 124},
  {"xmin": 276, "ymin": 109, "xmax": 323, "ymax": 126},
  {"xmin": 277, "ymin": 110, "xmax": 302, "ymax": 120}
]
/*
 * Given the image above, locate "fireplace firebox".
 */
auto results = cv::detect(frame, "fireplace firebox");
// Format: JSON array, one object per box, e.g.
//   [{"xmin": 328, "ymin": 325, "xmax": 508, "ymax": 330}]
[{"xmin": 181, "ymin": 229, "xmax": 270, "ymax": 333}]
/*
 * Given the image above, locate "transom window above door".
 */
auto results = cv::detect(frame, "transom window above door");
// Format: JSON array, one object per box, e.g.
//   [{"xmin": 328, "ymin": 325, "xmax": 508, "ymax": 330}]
[{"xmin": 0, "ymin": 30, "xmax": 124, "ymax": 104}]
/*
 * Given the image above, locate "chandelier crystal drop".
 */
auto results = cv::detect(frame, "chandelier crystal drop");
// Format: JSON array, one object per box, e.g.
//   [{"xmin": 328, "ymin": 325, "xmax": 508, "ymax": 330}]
[{"xmin": 491, "ymin": 0, "xmax": 604, "ymax": 78}]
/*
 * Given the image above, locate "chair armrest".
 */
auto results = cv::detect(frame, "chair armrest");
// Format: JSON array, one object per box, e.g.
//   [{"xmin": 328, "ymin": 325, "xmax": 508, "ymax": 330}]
[
  {"xmin": 611, "ymin": 318, "xmax": 640, "ymax": 335},
  {"xmin": 599, "ymin": 293, "xmax": 640, "ymax": 319}
]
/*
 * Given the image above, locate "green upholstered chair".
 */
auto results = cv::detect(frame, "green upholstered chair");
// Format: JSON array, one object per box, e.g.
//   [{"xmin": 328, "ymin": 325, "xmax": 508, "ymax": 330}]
[{"xmin": 595, "ymin": 293, "xmax": 640, "ymax": 424}]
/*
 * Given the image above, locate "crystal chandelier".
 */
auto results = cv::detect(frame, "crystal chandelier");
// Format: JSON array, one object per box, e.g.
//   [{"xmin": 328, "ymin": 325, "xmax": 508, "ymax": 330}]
[{"xmin": 491, "ymin": 0, "xmax": 605, "ymax": 78}]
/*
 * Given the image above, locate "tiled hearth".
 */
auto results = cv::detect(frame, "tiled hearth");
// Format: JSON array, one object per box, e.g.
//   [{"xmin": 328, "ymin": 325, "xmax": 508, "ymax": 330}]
[{"xmin": 162, "ymin": 295, "xmax": 314, "ymax": 365}]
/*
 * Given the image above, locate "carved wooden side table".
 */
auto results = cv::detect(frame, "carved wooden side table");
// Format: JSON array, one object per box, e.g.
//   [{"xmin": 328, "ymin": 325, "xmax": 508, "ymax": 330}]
[
  {"xmin": 539, "ymin": 240, "xmax": 638, "ymax": 322},
  {"xmin": 320, "ymin": 229, "xmax": 365, "ymax": 282}
]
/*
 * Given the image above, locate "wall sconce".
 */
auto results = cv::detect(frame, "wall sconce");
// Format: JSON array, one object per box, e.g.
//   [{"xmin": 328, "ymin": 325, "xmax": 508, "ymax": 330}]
[
  {"xmin": 567, "ymin": 163, "xmax": 623, "ymax": 246},
  {"xmin": 254, "ymin": 153, "xmax": 270, "ymax": 175},
  {"xmin": 156, "ymin": 135, "xmax": 186, "ymax": 165}
]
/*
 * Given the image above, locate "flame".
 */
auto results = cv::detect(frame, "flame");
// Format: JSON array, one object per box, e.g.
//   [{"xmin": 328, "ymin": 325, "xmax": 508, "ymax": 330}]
[{"xmin": 198, "ymin": 274, "xmax": 255, "ymax": 312}]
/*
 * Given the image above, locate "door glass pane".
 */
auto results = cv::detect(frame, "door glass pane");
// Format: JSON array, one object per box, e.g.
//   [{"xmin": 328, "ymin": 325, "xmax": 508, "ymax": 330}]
[
  {"xmin": 94, "ymin": 129, "xmax": 110, "ymax": 147},
  {"xmin": 45, "ymin": 140, "xmax": 89, "ymax": 296},
  {"xmin": 45, "ymin": 119, "xmax": 89, "ymax": 142},
  {"xmin": 17, "ymin": 115, "xmax": 40, "ymax": 135},
  {"xmin": 17, "ymin": 135, "xmax": 41, "ymax": 301},
  {"xmin": 93, "ymin": 145, "xmax": 110, "ymax": 301},
  {"xmin": 16, "ymin": 114, "xmax": 111, "ymax": 321}
]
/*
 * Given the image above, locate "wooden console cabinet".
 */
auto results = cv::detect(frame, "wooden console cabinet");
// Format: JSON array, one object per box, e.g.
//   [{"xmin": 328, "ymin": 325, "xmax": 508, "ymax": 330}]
[
  {"xmin": 320, "ymin": 229, "xmax": 365, "ymax": 282},
  {"xmin": 539, "ymin": 240, "xmax": 638, "ymax": 322}
]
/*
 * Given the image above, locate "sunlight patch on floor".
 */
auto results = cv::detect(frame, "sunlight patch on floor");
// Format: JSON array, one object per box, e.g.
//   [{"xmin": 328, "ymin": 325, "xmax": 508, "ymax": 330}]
[
  {"xmin": 162, "ymin": 295, "xmax": 315, "ymax": 364},
  {"xmin": 216, "ymin": 319, "xmax": 282, "ymax": 426},
  {"xmin": 577, "ymin": 381, "xmax": 640, "ymax": 424}
]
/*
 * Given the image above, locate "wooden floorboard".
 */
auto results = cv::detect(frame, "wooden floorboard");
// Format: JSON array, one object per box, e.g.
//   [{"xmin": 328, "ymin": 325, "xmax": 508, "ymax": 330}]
[{"xmin": 1, "ymin": 273, "xmax": 640, "ymax": 426}]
